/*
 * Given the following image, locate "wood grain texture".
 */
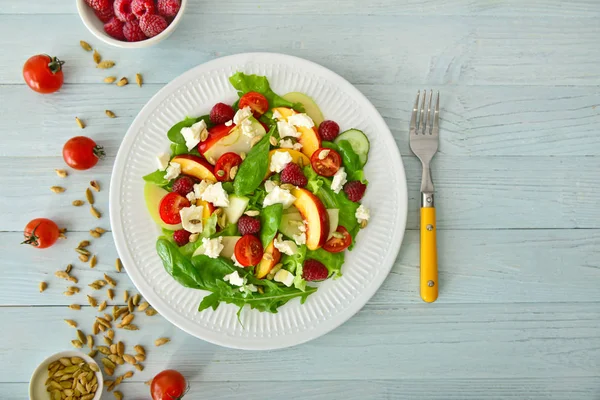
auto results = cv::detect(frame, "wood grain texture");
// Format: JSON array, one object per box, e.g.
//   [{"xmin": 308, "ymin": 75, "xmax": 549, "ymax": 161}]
[{"xmin": 1, "ymin": 14, "xmax": 600, "ymax": 85}]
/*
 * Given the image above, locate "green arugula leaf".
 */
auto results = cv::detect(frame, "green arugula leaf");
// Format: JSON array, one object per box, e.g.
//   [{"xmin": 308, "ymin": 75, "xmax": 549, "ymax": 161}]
[
  {"xmin": 259, "ymin": 204, "xmax": 283, "ymax": 248},
  {"xmin": 233, "ymin": 128, "xmax": 273, "ymax": 196},
  {"xmin": 156, "ymin": 239, "xmax": 203, "ymax": 289},
  {"xmin": 281, "ymin": 245, "xmax": 308, "ymax": 291},
  {"xmin": 229, "ymin": 72, "xmax": 304, "ymax": 114}
]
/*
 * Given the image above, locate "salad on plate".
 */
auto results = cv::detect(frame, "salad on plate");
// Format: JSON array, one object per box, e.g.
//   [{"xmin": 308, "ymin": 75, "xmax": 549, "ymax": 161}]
[{"xmin": 143, "ymin": 72, "xmax": 371, "ymax": 316}]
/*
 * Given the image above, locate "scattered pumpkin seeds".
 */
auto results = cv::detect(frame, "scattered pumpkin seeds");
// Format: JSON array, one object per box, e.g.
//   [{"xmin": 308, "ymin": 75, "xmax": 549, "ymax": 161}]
[
  {"xmin": 105, "ymin": 273, "xmax": 117, "ymax": 287},
  {"xmin": 87, "ymin": 334, "xmax": 94, "ymax": 349},
  {"xmin": 116, "ymin": 77, "xmax": 128, "ymax": 87},
  {"xmin": 123, "ymin": 290, "xmax": 129, "ymax": 302},
  {"xmin": 145, "ymin": 308, "xmax": 158, "ymax": 316},
  {"xmin": 132, "ymin": 293, "xmax": 141, "ymax": 306},
  {"xmin": 55, "ymin": 270, "xmax": 69, "ymax": 280},
  {"xmin": 134, "ymin": 345, "xmax": 145, "ymax": 355},
  {"xmin": 97, "ymin": 346, "xmax": 111, "ymax": 355},
  {"xmin": 134, "ymin": 363, "xmax": 144, "ymax": 371},
  {"xmin": 71, "ymin": 340, "xmax": 83, "ymax": 349},
  {"xmin": 90, "ymin": 229, "xmax": 101, "ymax": 238},
  {"xmin": 127, "ymin": 296, "xmax": 134, "ymax": 312},
  {"xmin": 90, "ymin": 180, "xmax": 100, "ymax": 192},
  {"xmin": 123, "ymin": 354, "xmax": 137, "ymax": 365},
  {"xmin": 92, "ymin": 321, "xmax": 100, "ymax": 335},
  {"xmin": 155, "ymin": 337, "xmax": 170, "ymax": 347},
  {"xmin": 103, "ymin": 109, "xmax": 117, "ymax": 119},
  {"xmin": 123, "ymin": 324, "xmax": 139, "ymax": 331},
  {"xmin": 117, "ymin": 341, "xmax": 125, "ymax": 356},
  {"xmin": 120, "ymin": 314, "xmax": 134, "ymax": 327},
  {"xmin": 134, "ymin": 353, "xmax": 146, "ymax": 362},
  {"xmin": 50, "ymin": 186, "xmax": 66, "ymax": 193},
  {"xmin": 137, "ymin": 301, "xmax": 149, "ymax": 312},
  {"xmin": 136, "ymin": 73, "xmax": 143, "ymax": 87},
  {"xmin": 55, "ymin": 169, "xmax": 68, "ymax": 178},
  {"xmin": 78, "ymin": 240, "xmax": 90, "ymax": 249},
  {"xmin": 90, "ymin": 206, "xmax": 101, "ymax": 219},
  {"xmin": 93, "ymin": 49, "xmax": 101, "ymax": 64},
  {"xmin": 115, "ymin": 258, "xmax": 123, "ymax": 272},
  {"xmin": 97, "ymin": 60, "xmax": 115, "ymax": 69},
  {"xmin": 114, "ymin": 391, "xmax": 124, "ymax": 400},
  {"xmin": 69, "ymin": 304, "xmax": 81, "ymax": 310},
  {"xmin": 104, "ymin": 76, "xmax": 117, "ymax": 83},
  {"xmin": 98, "ymin": 300, "xmax": 107, "ymax": 312},
  {"xmin": 67, "ymin": 286, "xmax": 80, "ymax": 293},
  {"xmin": 80, "ymin": 40, "xmax": 92, "ymax": 51},
  {"xmin": 63, "ymin": 290, "xmax": 76, "ymax": 296},
  {"xmin": 67, "ymin": 275, "xmax": 78, "ymax": 283},
  {"xmin": 123, "ymin": 371, "xmax": 134, "ymax": 379},
  {"xmin": 90, "ymin": 255, "xmax": 97, "ymax": 268},
  {"xmin": 110, "ymin": 344, "xmax": 117, "ymax": 354},
  {"xmin": 39, "ymin": 281, "xmax": 47, "ymax": 292},
  {"xmin": 76, "ymin": 330, "xmax": 86, "ymax": 344},
  {"xmin": 76, "ymin": 248, "xmax": 91, "ymax": 256},
  {"xmin": 107, "ymin": 288, "xmax": 114, "ymax": 300},
  {"xmin": 65, "ymin": 319, "xmax": 78, "ymax": 328},
  {"xmin": 75, "ymin": 117, "xmax": 85, "ymax": 129},
  {"xmin": 107, "ymin": 329, "xmax": 115, "ymax": 340},
  {"xmin": 88, "ymin": 349, "xmax": 98, "ymax": 358},
  {"xmin": 79, "ymin": 254, "xmax": 90, "ymax": 262},
  {"xmin": 87, "ymin": 295, "xmax": 97, "ymax": 307},
  {"xmin": 72, "ymin": 199, "xmax": 85, "ymax": 206}
]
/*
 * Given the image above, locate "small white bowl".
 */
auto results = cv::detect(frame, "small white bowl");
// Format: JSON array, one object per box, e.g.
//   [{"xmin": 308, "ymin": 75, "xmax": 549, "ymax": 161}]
[
  {"xmin": 29, "ymin": 351, "xmax": 103, "ymax": 400},
  {"xmin": 76, "ymin": 0, "xmax": 187, "ymax": 48}
]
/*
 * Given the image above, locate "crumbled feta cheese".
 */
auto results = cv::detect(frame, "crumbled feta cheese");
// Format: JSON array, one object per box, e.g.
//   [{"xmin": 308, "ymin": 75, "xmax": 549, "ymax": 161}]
[
  {"xmin": 263, "ymin": 186, "xmax": 296, "ymax": 209},
  {"xmin": 244, "ymin": 284, "xmax": 258, "ymax": 293},
  {"xmin": 199, "ymin": 237, "xmax": 223, "ymax": 259},
  {"xmin": 201, "ymin": 182, "xmax": 230, "ymax": 207},
  {"xmin": 179, "ymin": 204, "xmax": 204, "ymax": 233},
  {"xmin": 272, "ymin": 109, "xmax": 283, "ymax": 120},
  {"xmin": 233, "ymin": 106, "xmax": 253, "ymax": 125},
  {"xmin": 193, "ymin": 180, "xmax": 210, "ymax": 198},
  {"xmin": 277, "ymin": 120, "xmax": 300, "ymax": 138},
  {"xmin": 318, "ymin": 149, "xmax": 330, "ymax": 160},
  {"xmin": 331, "ymin": 167, "xmax": 347, "ymax": 194},
  {"xmin": 224, "ymin": 270, "xmax": 244, "ymax": 286},
  {"xmin": 287, "ymin": 113, "xmax": 314, "ymax": 128},
  {"xmin": 355, "ymin": 205, "xmax": 370, "ymax": 223},
  {"xmin": 186, "ymin": 191, "xmax": 197, "ymax": 204},
  {"xmin": 264, "ymin": 180, "xmax": 278, "ymax": 193},
  {"xmin": 164, "ymin": 162, "xmax": 181, "ymax": 180},
  {"xmin": 225, "ymin": 120, "xmax": 233, "ymax": 127},
  {"xmin": 274, "ymin": 234, "xmax": 298, "ymax": 256},
  {"xmin": 231, "ymin": 253, "xmax": 244, "ymax": 268},
  {"xmin": 180, "ymin": 120, "xmax": 207, "ymax": 151},
  {"xmin": 270, "ymin": 150, "xmax": 293, "ymax": 173},
  {"xmin": 279, "ymin": 138, "xmax": 303, "ymax": 151},
  {"xmin": 274, "ymin": 269, "xmax": 294, "ymax": 287},
  {"xmin": 240, "ymin": 118, "xmax": 258, "ymax": 138},
  {"xmin": 156, "ymin": 152, "xmax": 170, "ymax": 171},
  {"xmin": 293, "ymin": 232, "xmax": 306, "ymax": 246}
]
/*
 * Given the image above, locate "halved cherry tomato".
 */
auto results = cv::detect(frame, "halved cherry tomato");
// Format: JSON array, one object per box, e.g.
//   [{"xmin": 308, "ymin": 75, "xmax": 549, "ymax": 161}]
[
  {"xmin": 198, "ymin": 124, "xmax": 235, "ymax": 155},
  {"xmin": 159, "ymin": 192, "xmax": 190, "ymax": 225},
  {"xmin": 234, "ymin": 234, "xmax": 264, "ymax": 267},
  {"xmin": 22, "ymin": 218, "xmax": 60, "ymax": 249},
  {"xmin": 239, "ymin": 92, "xmax": 269, "ymax": 116},
  {"xmin": 310, "ymin": 148, "xmax": 342, "ymax": 177},
  {"xmin": 323, "ymin": 226, "xmax": 352, "ymax": 253},
  {"xmin": 214, "ymin": 152, "xmax": 243, "ymax": 182}
]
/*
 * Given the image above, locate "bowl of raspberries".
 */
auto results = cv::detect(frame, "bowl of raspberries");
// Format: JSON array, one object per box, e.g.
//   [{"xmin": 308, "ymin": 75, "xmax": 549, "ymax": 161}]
[{"xmin": 76, "ymin": 0, "xmax": 186, "ymax": 48}]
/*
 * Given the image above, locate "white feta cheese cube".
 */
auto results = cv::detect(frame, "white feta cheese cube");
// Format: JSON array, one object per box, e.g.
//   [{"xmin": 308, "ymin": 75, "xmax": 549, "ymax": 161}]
[
  {"xmin": 223, "ymin": 270, "xmax": 244, "ymax": 287},
  {"xmin": 263, "ymin": 186, "xmax": 296, "ymax": 209},
  {"xmin": 277, "ymin": 120, "xmax": 300, "ymax": 138},
  {"xmin": 164, "ymin": 162, "xmax": 181, "ymax": 181},
  {"xmin": 231, "ymin": 253, "xmax": 244, "ymax": 268},
  {"xmin": 200, "ymin": 237, "xmax": 224, "ymax": 259},
  {"xmin": 179, "ymin": 204, "xmax": 204, "ymax": 233},
  {"xmin": 193, "ymin": 180, "xmax": 210, "ymax": 198},
  {"xmin": 241, "ymin": 118, "xmax": 258, "ymax": 138},
  {"xmin": 272, "ymin": 109, "xmax": 283, "ymax": 120},
  {"xmin": 180, "ymin": 120, "xmax": 207, "ymax": 151},
  {"xmin": 292, "ymin": 232, "xmax": 306, "ymax": 246},
  {"xmin": 201, "ymin": 182, "xmax": 230, "ymax": 207},
  {"xmin": 274, "ymin": 269, "xmax": 294, "ymax": 287},
  {"xmin": 233, "ymin": 106, "xmax": 253, "ymax": 125},
  {"xmin": 279, "ymin": 138, "xmax": 303, "ymax": 151},
  {"xmin": 186, "ymin": 191, "xmax": 197, "ymax": 204},
  {"xmin": 355, "ymin": 205, "xmax": 370, "ymax": 223},
  {"xmin": 274, "ymin": 235, "xmax": 298, "ymax": 256},
  {"xmin": 331, "ymin": 167, "xmax": 347, "ymax": 194},
  {"xmin": 264, "ymin": 180, "xmax": 278, "ymax": 193},
  {"xmin": 156, "ymin": 152, "xmax": 170, "ymax": 171},
  {"xmin": 269, "ymin": 150, "xmax": 293, "ymax": 173},
  {"xmin": 287, "ymin": 113, "xmax": 314, "ymax": 128}
]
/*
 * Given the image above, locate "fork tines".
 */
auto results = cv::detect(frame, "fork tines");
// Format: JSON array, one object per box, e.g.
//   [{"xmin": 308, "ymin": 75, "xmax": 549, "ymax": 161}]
[{"xmin": 410, "ymin": 90, "xmax": 439, "ymax": 136}]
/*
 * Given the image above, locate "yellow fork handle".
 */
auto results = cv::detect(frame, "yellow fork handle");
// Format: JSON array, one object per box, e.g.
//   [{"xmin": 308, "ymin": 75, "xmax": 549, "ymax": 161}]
[{"xmin": 420, "ymin": 207, "xmax": 438, "ymax": 303}]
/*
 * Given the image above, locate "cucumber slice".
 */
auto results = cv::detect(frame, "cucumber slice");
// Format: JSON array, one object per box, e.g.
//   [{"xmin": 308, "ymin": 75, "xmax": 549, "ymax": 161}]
[
  {"xmin": 224, "ymin": 194, "xmax": 249, "ymax": 224},
  {"xmin": 282, "ymin": 92, "xmax": 325, "ymax": 126},
  {"xmin": 334, "ymin": 129, "xmax": 370, "ymax": 166}
]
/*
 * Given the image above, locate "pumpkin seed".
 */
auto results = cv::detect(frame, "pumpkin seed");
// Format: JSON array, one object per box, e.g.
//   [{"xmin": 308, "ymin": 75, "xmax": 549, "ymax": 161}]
[
  {"xmin": 85, "ymin": 188, "xmax": 94, "ymax": 204},
  {"xmin": 67, "ymin": 275, "xmax": 78, "ymax": 283},
  {"xmin": 107, "ymin": 288, "xmax": 114, "ymax": 300},
  {"xmin": 87, "ymin": 295, "xmax": 97, "ymax": 307},
  {"xmin": 89, "ymin": 363, "xmax": 99, "ymax": 372},
  {"xmin": 75, "ymin": 117, "xmax": 85, "ymax": 129},
  {"xmin": 145, "ymin": 379, "xmax": 152, "ymax": 385},
  {"xmin": 55, "ymin": 169, "xmax": 68, "ymax": 178},
  {"xmin": 240, "ymin": 151, "xmax": 246, "ymax": 160},
  {"xmin": 79, "ymin": 40, "xmax": 92, "ymax": 51},
  {"xmin": 360, "ymin": 219, "xmax": 368, "ymax": 228},
  {"xmin": 67, "ymin": 286, "xmax": 80, "ymax": 293},
  {"xmin": 269, "ymin": 136, "xmax": 278, "ymax": 146},
  {"xmin": 50, "ymin": 186, "xmax": 66, "ymax": 193},
  {"xmin": 72, "ymin": 340, "xmax": 83, "ymax": 348},
  {"xmin": 229, "ymin": 165, "xmax": 239, "ymax": 180},
  {"xmin": 93, "ymin": 49, "xmax": 101, "ymax": 64},
  {"xmin": 90, "ymin": 230, "xmax": 101, "ymax": 238},
  {"xmin": 92, "ymin": 321, "xmax": 100, "ymax": 335},
  {"xmin": 280, "ymin": 183, "xmax": 295, "ymax": 191},
  {"xmin": 64, "ymin": 290, "xmax": 76, "ymax": 296},
  {"xmin": 123, "ymin": 371, "xmax": 134, "ymax": 379},
  {"xmin": 145, "ymin": 308, "xmax": 158, "ymax": 316},
  {"xmin": 71, "ymin": 357, "xmax": 84, "ymax": 365},
  {"xmin": 134, "ymin": 363, "xmax": 144, "ymax": 371},
  {"xmin": 107, "ymin": 329, "xmax": 115, "ymax": 340},
  {"xmin": 117, "ymin": 341, "xmax": 125, "ymax": 356},
  {"xmin": 132, "ymin": 293, "xmax": 141, "ymax": 306},
  {"xmin": 101, "ymin": 358, "xmax": 116, "ymax": 369},
  {"xmin": 59, "ymin": 357, "xmax": 73, "ymax": 367},
  {"xmin": 90, "ymin": 181, "xmax": 100, "ymax": 192},
  {"xmin": 98, "ymin": 300, "xmax": 107, "ymax": 312},
  {"xmin": 154, "ymin": 337, "xmax": 170, "ymax": 347},
  {"xmin": 87, "ymin": 335, "xmax": 94, "ymax": 349},
  {"xmin": 244, "ymin": 210, "xmax": 260, "ymax": 217},
  {"xmin": 134, "ymin": 345, "xmax": 145, "ymax": 355},
  {"xmin": 104, "ymin": 273, "xmax": 117, "ymax": 287},
  {"xmin": 105, "ymin": 367, "xmax": 114, "ymax": 376},
  {"xmin": 104, "ymin": 336, "xmax": 112, "ymax": 345},
  {"xmin": 104, "ymin": 313, "xmax": 113, "ymax": 322},
  {"xmin": 135, "ymin": 73, "xmax": 143, "ymax": 87},
  {"xmin": 200, "ymin": 128, "xmax": 209, "ymax": 142},
  {"xmin": 97, "ymin": 346, "xmax": 111, "ymax": 355},
  {"xmin": 127, "ymin": 296, "xmax": 134, "ymax": 312},
  {"xmin": 96, "ymin": 318, "xmax": 111, "ymax": 329},
  {"xmin": 69, "ymin": 304, "xmax": 81, "ymax": 310},
  {"xmin": 90, "ymin": 206, "xmax": 101, "ymax": 219},
  {"xmin": 77, "ymin": 329, "xmax": 86, "ymax": 343},
  {"xmin": 105, "ymin": 110, "xmax": 116, "ymax": 118},
  {"xmin": 120, "ymin": 314, "xmax": 134, "ymax": 327},
  {"xmin": 72, "ymin": 200, "xmax": 84, "ymax": 206},
  {"xmin": 76, "ymin": 248, "xmax": 91, "ymax": 256},
  {"xmin": 95, "ymin": 227, "xmax": 106, "ymax": 233},
  {"xmin": 116, "ymin": 77, "xmax": 128, "ymax": 87},
  {"xmin": 39, "ymin": 281, "xmax": 47, "ymax": 292},
  {"xmin": 89, "ymin": 283, "xmax": 101, "ymax": 290},
  {"xmin": 65, "ymin": 319, "xmax": 78, "ymax": 328},
  {"xmin": 96, "ymin": 60, "xmax": 115, "ymax": 69},
  {"xmin": 137, "ymin": 301, "xmax": 149, "ymax": 312},
  {"xmin": 88, "ymin": 350, "xmax": 97, "ymax": 358},
  {"xmin": 79, "ymin": 254, "xmax": 89, "ymax": 263},
  {"xmin": 115, "ymin": 258, "xmax": 123, "ymax": 272},
  {"xmin": 134, "ymin": 353, "xmax": 146, "ymax": 362},
  {"xmin": 90, "ymin": 255, "xmax": 97, "ymax": 269},
  {"xmin": 104, "ymin": 76, "xmax": 117, "ymax": 83},
  {"xmin": 189, "ymin": 232, "xmax": 199, "ymax": 243},
  {"xmin": 110, "ymin": 343, "xmax": 117, "ymax": 354},
  {"xmin": 122, "ymin": 354, "xmax": 136, "ymax": 365},
  {"xmin": 123, "ymin": 324, "xmax": 139, "ymax": 331}
]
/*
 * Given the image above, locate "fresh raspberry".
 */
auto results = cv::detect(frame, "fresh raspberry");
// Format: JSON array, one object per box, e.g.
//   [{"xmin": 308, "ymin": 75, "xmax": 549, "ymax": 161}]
[
  {"xmin": 318, "ymin": 120, "xmax": 340, "ymax": 141},
  {"xmin": 173, "ymin": 229, "xmax": 191, "ymax": 246},
  {"xmin": 172, "ymin": 176, "xmax": 196, "ymax": 197},
  {"xmin": 237, "ymin": 215, "xmax": 261, "ymax": 236},
  {"xmin": 123, "ymin": 20, "xmax": 147, "ymax": 42},
  {"xmin": 139, "ymin": 14, "xmax": 169, "ymax": 37},
  {"xmin": 157, "ymin": 0, "xmax": 181, "ymax": 17},
  {"xmin": 94, "ymin": 6, "xmax": 115, "ymax": 23},
  {"xmin": 302, "ymin": 259, "xmax": 329, "ymax": 281},
  {"xmin": 210, "ymin": 103, "xmax": 235, "ymax": 125},
  {"xmin": 344, "ymin": 181, "xmax": 367, "ymax": 202},
  {"xmin": 85, "ymin": 0, "xmax": 112, "ymax": 12},
  {"xmin": 114, "ymin": 0, "xmax": 136, "ymax": 22},
  {"xmin": 104, "ymin": 17, "xmax": 126, "ymax": 40},
  {"xmin": 131, "ymin": 0, "xmax": 155, "ymax": 18},
  {"xmin": 280, "ymin": 163, "xmax": 308, "ymax": 187}
]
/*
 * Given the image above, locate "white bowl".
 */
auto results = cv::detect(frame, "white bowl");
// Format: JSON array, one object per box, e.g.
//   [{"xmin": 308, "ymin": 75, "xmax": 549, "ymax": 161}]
[
  {"xmin": 29, "ymin": 351, "xmax": 103, "ymax": 400},
  {"xmin": 76, "ymin": 0, "xmax": 187, "ymax": 48}
]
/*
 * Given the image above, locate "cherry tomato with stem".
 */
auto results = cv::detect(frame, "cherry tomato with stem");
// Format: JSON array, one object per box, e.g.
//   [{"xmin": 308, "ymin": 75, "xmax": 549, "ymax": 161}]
[
  {"xmin": 238, "ymin": 92, "xmax": 269, "ymax": 117},
  {"xmin": 63, "ymin": 136, "xmax": 105, "ymax": 170},
  {"xmin": 159, "ymin": 192, "xmax": 191, "ymax": 225},
  {"xmin": 23, "ymin": 54, "xmax": 65, "ymax": 94},
  {"xmin": 22, "ymin": 218, "xmax": 60, "ymax": 249},
  {"xmin": 234, "ymin": 234, "xmax": 264, "ymax": 267},
  {"xmin": 322, "ymin": 226, "xmax": 352, "ymax": 253},
  {"xmin": 214, "ymin": 152, "xmax": 243, "ymax": 182},
  {"xmin": 151, "ymin": 369, "xmax": 188, "ymax": 400},
  {"xmin": 310, "ymin": 148, "xmax": 342, "ymax": 177}
]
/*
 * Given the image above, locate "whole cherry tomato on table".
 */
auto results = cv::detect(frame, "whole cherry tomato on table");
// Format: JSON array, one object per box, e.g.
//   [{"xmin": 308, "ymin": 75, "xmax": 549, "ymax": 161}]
[
  {"xmin": 63, "ymin": 136, "xmax": 105, "ymax": 170},
  {"xmin": 22, "ymin": 218, "xmax": 60, "ymax": 249},
  {"xmin": 151, "ymin": 369, "xmax": 188, "ymax": 400},
  {"xmin": 23, "ymin": 54, "xmax": 65, "ymax": 94}
]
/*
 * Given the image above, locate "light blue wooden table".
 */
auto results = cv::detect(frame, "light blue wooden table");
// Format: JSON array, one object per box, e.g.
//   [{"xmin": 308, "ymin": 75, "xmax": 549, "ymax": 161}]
[{"xmin": 1, "ymin": 1, "xmax": 600, "ymax": 399}]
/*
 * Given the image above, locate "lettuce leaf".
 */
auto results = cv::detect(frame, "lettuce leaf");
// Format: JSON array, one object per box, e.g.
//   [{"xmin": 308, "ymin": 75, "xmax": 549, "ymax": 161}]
[
  {"xmin": 229, "ymin": 72, "xmax": 304, "ymax": 114},
  {"xmin": 306, "ymin": 247, "xmax": 345, "ymax": 278},
  {"xmin": 323, "ymin": 140, "xmax": 366, "ymax": 183}
]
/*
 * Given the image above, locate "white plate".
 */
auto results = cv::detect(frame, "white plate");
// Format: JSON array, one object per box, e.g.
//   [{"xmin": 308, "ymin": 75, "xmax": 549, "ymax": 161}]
[{"xmin": 110, "ymin": 53, "xmax": 407, "ymax": 350}]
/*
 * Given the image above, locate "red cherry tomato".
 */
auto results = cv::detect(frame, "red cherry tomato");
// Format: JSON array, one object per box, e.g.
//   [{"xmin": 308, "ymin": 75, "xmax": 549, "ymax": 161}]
[
  {"xmin": 23, "ymin": 54, "xmax": 65, "ymax": 94},
  {"xmin": 310, "ymin": 148, "xmax": 342, "ymax": 177},
  {"xmin": 151, "ymin": 369, "xmax": 188, "ymax": 400},
  {"xmin": 62, "ymin": 136, "xmax": 105, "ymax": 170},
  {"xmin": 323, "ymin": 226, "xmax": 352, "ymax": 253},
  {"xmin": 159, "ymin": 192, "xmax": 191, "ymax": 225},
  {"xmin": 22, "ymin": 218, "xmax": 60, "ymax": 249},
  {"xmin": 198, "ymin": 124, "xmax": 234, "ymax": 155},
  {"xmin": 214, "ymin": 152, "xmax": 243, "ymax": 182},
  {"xmin": 238, "ymin": 92, "xmax": 269, "ymax": 116},
  {"xmin": 234, "ymin": 234, "xmax": 264, "ymax": 267}
]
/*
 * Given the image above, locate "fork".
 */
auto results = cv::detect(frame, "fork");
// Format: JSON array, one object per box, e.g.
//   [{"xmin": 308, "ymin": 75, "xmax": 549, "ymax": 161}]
[{"xmin": 409, "ymin": 90, "xmax": 440, "ymax": 303}]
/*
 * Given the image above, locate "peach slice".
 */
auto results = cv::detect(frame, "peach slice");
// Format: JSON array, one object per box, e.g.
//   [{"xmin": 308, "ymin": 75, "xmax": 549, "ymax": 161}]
[
  {"xmin": 272, "ymin": 107, "xmax": 321, "ymax": 159},
  {"xmin": 291, "ymin": 188, "xmax": 329, "ymax": 250},
  {"xmin": 255, "ymin": 239, "xmax": 282, "ymax": 279},
  {"xmin": 171, "ymin": 154, "xmax": 217, "ymax": 182}
]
